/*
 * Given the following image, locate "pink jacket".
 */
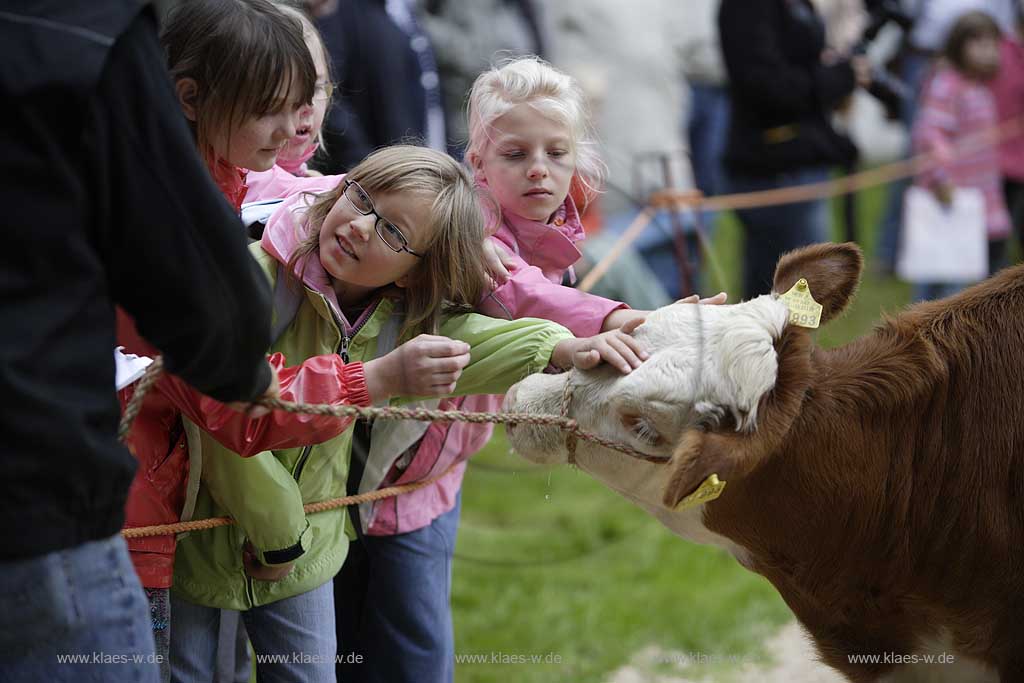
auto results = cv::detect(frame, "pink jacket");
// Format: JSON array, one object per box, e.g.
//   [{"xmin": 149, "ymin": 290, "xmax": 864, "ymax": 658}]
[
  {"xmin": 990, "ymin": 35, "xmax": 1024, "ymax": 182},
  {"xmin": 364, "ymin": 197, "xmax": 627, "ymax": 536},
  {"xmin": 245, "ymin": 169, "xmax": 626, "ymax": 536},
  {"xmin": 913, "ymin": 66, "xmax": 1010, "ymax": 238},
  {"xmin": 246, "ymin": 165, "xmax": 341, "ymax": 203}
]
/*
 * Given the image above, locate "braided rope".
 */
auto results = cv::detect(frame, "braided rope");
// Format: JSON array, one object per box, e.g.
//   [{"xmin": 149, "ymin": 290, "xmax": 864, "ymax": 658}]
[
  {"xmin": 117, "ymin": 358, "xmax": 666, "ymax": 539},
  {"xmin": 117, "ymin": 356, "xmax": 164, "ymax": 442},
  {"xmin": 121, "ymin": 464, "xmax": 457, "ymax": 539},
  {"xmin": 560, "ymin": 372, "xmax": 578, "ymax": 465}
]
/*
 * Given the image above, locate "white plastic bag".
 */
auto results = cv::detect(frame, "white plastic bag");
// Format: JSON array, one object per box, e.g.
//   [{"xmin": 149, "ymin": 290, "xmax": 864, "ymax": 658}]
[{"xmin": 897, "ymin": 186, "xmax": 987, "ymax": 283}]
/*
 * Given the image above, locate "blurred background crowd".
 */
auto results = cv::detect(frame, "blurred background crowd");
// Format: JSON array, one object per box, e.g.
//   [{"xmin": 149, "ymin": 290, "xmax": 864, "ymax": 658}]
[{"xmin": 195, "ymin": 0, "xmax": 1024, "ymax": 309}]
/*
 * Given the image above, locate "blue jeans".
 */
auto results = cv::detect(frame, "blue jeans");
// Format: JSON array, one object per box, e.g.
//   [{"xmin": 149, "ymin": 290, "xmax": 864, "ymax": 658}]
[
  {"xmin": 144, "ymin": 588, "xmax": 171, "ymax": 683},
  {"xmin": 603, "ymin": 210, "xmax": 704, "ymax": 301},
  {"xmin": 730, "ymin": 167, "xmax": 830, "ymax": 299},
  {"xmin": 170, "ymin": 580, "xmax": 335, "ymax": 683},
  {"xmin": 0, "ymin": 533, "xmax": 159, "ymax": 683},
  {"xmin": 687, "ymin": 82, "xmax": 731, "ymax": 228},
  {"xmin": 912, "ymin": 281, "xmax": 964, "ymax": 302},
  {"xmin": 335, "ymin": 494, "xmax": 461, "ymax": 683}
]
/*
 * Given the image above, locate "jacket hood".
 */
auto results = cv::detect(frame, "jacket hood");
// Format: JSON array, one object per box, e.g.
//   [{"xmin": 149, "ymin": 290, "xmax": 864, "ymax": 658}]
[
  {"xmin": 210, "ymin": 157, "xmax": 249, "ymax": 213},
  {"xmin": 277, "ymin": 141, "xmax": 319, "ymax": 176},
  {"xmin": 486, "ymin": 193, "xmax": 585, "ymax": 282},
  {"xmin": 260, "ymin": 186, "xmax": 340, "ymax": 300}
]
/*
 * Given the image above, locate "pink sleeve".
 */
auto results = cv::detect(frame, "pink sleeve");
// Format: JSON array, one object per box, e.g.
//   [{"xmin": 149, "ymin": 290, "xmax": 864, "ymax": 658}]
[
  {"xmin": 246, "ymin": 166, "xmax": 345, "ymax": 202},
  {"xmin": 478, "ymin": 245, "xmax": 628, "ymax": 338},
  {"xmin": 913, "ymin": 70, "xmax": 958, "ymax": 188},
  {"xmin": 155, "ymin": 352, "xmax": 369, "ymax": 456}
]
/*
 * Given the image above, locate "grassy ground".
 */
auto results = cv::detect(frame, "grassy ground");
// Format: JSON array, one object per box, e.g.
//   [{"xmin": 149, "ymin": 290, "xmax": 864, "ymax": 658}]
[{"xmin": 450, "ymin": 185, "xmax": 912, "ymax": 682}]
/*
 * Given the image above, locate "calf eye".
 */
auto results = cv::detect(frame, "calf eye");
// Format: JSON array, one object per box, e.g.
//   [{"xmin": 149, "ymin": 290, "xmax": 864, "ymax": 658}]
[{"xmin": 621, "ymin": 413, "xmax": 664, "ymax": 447}]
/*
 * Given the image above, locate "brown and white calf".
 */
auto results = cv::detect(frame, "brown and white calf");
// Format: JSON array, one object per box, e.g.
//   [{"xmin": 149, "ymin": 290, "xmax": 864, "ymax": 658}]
[{"xmin": 504, "ymin": 243, "xmax": 1024, "ymax": 682}]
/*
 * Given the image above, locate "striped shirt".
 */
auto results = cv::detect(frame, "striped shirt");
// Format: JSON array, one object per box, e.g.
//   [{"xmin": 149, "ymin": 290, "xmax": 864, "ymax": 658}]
[{"xmin": 913, "ymin": 65, "xmax": 1011, "ymax": 238}]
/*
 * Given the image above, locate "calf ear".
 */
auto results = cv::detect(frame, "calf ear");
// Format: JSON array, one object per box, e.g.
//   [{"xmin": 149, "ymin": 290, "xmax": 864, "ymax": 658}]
[
  {"xmin": 772, "ymin": 242, "xmax": 863, "ymax": 325},
  {"xmin": 663, "ymin": 326, "xmax": 812, "ymax": 509}
]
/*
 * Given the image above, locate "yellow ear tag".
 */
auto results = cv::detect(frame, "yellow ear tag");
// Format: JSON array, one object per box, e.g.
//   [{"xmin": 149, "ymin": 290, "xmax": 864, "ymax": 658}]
[
  {"xmin": 779, "ymin": 278, "xmax": 822, "ymax": 329},
  {"xmin": 675, "ymin": 473, "xmax": 727, "ymax": 511}
]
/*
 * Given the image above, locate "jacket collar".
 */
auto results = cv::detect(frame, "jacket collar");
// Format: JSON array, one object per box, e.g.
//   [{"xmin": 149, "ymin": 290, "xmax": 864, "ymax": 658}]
[
  {"xmin": 500, "ymin": 195, "xmax": 585, "ymax": 276},
  {"xmin": 261, "ymin": 191, "xmax": 337, "ymax": 305},
  {"xmin": 277, "ymin": 141, "xmax": 319, "ymax": 177},
  {"xmin": 210, "ymin": 156, "xmax": 249, "ymax": 213}
]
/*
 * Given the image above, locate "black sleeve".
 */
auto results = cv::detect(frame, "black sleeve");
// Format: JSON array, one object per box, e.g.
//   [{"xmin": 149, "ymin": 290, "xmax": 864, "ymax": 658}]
[
  {"xmin": 320, "ymin": 96, "xmax": 376, "ymax": 173},
  {"xmin": 719, "ymin": 0, "xmax": 855, "ymax": 121},
  {"xmin": 316, "ymin": 9, "xmax": 375, "ymax": 173},
  {"xmin": 90, "ymin": 11, "xmax": 271, "ymax": 402}
]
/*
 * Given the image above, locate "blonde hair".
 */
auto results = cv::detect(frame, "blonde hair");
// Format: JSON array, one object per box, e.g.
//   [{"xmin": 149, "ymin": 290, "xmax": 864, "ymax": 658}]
[
  {"xmin": 466, "ymin": 56, "xmax": 607, "ymax": 205},
  {"xmin": 275, "ymin": 1, "xmax": 333, "ymax": 151},
  {"xmin": 289, "ymin": 146, "xmax": 489, "ymax": 337}
]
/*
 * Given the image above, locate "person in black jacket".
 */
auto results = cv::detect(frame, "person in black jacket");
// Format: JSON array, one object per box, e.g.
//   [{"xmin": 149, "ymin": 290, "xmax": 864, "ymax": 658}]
[
  {"xmin": 314, "ymin": 0, "xmax": 446, "ymax": 172},
  {"xmin": 0, "ymin": 3, "xmax": 278, "ymax": 680},
  {"xmin": 719, "ymin": 0, "xmax": 870, "ymax": 298}
]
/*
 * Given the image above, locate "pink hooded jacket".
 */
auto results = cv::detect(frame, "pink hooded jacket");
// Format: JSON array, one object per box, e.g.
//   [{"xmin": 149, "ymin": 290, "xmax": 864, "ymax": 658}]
[{"xmin": 366, "ymin": 197, "xmax": 626, "ymax": 536}]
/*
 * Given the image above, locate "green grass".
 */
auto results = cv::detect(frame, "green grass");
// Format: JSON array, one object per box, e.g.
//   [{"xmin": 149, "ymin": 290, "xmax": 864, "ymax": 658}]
[{"xmin": 451, "ymin": 183, "xmax": 913, "ymax": 682}]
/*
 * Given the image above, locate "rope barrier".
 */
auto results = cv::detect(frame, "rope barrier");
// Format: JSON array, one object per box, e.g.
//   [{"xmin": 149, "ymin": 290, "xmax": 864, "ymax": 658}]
[
  {"xmin": 118, "ymin": 359, "xmax": 665, "ymax": 539},
  {"xmin": 121, "ymin": 463, "xmax": 458, "ymax": 539},
  {"xmin": 120, "ymin": 116, "xmax": 1024, "ymax": 539},
  {"xmin": 578, "ymin": 115, "xmax": 1024, "ymax": 293}
]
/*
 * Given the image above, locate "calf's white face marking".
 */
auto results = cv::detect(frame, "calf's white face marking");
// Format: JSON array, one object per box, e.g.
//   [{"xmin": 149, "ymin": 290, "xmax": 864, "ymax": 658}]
[{"xmin": 504, "ymin": 296, "xmax": 789, "ymax": 560}]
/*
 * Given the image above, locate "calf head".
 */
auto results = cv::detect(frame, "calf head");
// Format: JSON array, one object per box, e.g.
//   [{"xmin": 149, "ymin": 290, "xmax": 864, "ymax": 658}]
[{"xmin": 504, "ymin": 243, "xmax": 862, "ymax": 518}]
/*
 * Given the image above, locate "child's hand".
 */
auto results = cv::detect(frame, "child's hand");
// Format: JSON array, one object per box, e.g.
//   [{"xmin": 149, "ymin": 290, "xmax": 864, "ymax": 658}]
[
  {"xmin": 677, "ymin": 292, "xmax": 728, "ymax": 305},
  {"xmin": 552, "ymin": 318, "xmax": 648, "ymax": 374},
  {"xmin": 365, "ymin": 335, "xmax": 472, "ymax": 400},
  {"xmin": 242, "ymin": 541, "xmax": 294, "ymax": 582},
  {"xmin": 482, "ymin": 239, "xmax": 516, "ymax": 288},
  {"xmin": 933, "ymin": 182, "xmax": 955, "ymax": 207}
]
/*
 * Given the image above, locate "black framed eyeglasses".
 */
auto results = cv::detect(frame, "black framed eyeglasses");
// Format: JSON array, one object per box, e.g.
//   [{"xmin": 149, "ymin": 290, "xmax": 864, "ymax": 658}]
[
  {"xmin": 313, "ymin": 82, "xmax": 334, "ymax": 103},
  {"xmin": 342, "ymin": 180, "xmax": 423, "ymax": 258}
]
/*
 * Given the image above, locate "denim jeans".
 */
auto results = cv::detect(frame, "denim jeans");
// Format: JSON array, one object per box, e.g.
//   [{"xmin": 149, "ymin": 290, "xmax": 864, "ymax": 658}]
[
  {"xmin": 687, "ymin": 82, "xmax": 731, "ymax": 228},
  {"xmin": 335, "ymin": 494, "xmax": 461, "ymax": 683},
  {"xmin": 0, "ymin": 533, "xmax": 159, "ymax": 683},
  {"xmin": 170, "ymin": 579, "xmax": 335, "ymax": 683},
  {"xmin": 144, "ymin": 588, "xmax": 171, "ymax": 683},
  {"xmin": 729, "ymin": 167, "xmax": 830, "ymax": 299},
  {"xmin": 602, "ymin": 210, "xmax": 705, "ymax": 301}
]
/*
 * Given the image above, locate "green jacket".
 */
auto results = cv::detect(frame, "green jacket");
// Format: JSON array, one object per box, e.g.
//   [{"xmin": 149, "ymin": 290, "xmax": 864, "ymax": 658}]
[{"xmin": 172, "ymin": 247, "xmax": 572, "ymax": 609}]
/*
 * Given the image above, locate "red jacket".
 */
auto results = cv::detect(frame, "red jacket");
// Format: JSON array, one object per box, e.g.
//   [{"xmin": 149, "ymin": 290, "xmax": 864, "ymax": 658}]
[{"xmin": 118, "ymin": 312, "xmax": 370, "ymax": 588}]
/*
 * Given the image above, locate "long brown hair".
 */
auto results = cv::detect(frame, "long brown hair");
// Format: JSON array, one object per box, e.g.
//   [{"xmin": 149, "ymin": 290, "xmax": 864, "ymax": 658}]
[
  {"xmin": 289, "ymin": 146, "xmax": 490, "ymax": 337},
  {"xmin": 161, "ymin": 0, "xmax": 316, "ymax": 164},
  {"xmin": 944, "ymin": 11, "xmax": 1002, "ymax": 78}
]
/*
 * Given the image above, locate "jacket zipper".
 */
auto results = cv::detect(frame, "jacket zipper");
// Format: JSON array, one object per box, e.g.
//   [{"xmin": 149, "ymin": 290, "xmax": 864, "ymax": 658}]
[
  {"xmin": 336, "ymin": 299, "xmax": 377, "ymax": 363},
  {"xmin": 292, "ymin": 300, "xmax": 378, "ymax": 484},
  {"xmin": 293, "ymin": 444, "xmax": 313, "ymax": 483}
]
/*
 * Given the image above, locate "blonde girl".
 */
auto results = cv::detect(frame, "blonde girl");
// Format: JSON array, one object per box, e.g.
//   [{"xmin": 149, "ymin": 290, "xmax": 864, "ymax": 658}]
[{"xmin": 333, "ymin": 57, "xmax": 665, "ymax": 683}]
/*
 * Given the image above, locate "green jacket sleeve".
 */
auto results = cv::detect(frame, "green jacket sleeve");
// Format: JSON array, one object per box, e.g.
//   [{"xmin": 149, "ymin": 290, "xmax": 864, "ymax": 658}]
[
  {"xmin": 198, "ymin": 431, "xmax": 311, "ymax": 566},
  {"xmin": 435, "ymin": 313, "xmax": 574, "ymax": 397}
]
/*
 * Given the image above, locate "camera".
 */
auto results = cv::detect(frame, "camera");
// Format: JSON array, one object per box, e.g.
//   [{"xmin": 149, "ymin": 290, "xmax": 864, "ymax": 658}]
[{"xmin": 854, "ymin": 0, "xmax": 915, "ymax": 120}]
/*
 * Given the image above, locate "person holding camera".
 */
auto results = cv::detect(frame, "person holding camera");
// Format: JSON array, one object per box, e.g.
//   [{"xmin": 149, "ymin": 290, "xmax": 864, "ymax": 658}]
[{"xmin": 719, "ymin": 0, "xmax": 870, "ymax": 299}]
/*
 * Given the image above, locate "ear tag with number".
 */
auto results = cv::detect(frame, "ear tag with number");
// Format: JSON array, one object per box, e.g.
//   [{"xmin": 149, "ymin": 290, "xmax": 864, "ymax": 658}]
[
  {"xmin": 779, "ymin": 278, "xmax": 822, "ymax": 329},
  {"xmin": 675, "ymin": 473, "xmax": 727, "ymax": 511}
]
